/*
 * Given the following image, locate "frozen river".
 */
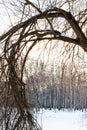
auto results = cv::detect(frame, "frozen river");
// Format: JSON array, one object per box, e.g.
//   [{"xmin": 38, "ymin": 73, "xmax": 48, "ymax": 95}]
[{"xmin": 37, "ymin": 109, "xmax": 87, "ymax": 130}]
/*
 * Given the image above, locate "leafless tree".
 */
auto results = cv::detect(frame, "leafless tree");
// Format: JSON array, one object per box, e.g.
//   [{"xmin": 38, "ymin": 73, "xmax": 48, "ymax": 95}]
[{"xmin": 0, "ymin": 0, "xmax": 87, "ymax": 129}]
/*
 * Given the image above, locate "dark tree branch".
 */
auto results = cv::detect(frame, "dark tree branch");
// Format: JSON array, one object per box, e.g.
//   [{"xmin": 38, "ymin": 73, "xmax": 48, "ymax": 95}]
[{"xmin": 0, "ymin": 7, "xmax": 87, "ymax": 51}]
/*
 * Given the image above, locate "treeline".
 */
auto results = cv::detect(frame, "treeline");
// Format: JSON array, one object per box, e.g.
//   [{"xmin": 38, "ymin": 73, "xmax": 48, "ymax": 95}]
[
  {"xmin": 25, "ymin": 60, "xmax": 87, "ymax": 110},
  {"xmin": 0, "ymin": 60, "xmax": 87, "ymax": 111}
]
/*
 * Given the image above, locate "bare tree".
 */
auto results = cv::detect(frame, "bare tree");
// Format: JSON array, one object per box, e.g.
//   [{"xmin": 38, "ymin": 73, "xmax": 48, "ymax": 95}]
[{"xmin": 0, "ymin": 0, "xmax": 87, "ymax": 129}]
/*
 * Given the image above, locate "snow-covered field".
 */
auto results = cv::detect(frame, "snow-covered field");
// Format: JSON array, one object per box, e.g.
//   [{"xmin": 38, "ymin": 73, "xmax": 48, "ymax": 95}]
[{"xmin": 37, "ymin": 109, "xmax": 87, "ymax": 130}]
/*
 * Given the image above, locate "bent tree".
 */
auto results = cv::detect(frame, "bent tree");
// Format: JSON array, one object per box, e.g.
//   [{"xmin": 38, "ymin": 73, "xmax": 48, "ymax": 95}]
[{"xmin": 0, "ymin": 0, "xmax": 87, "ymax": 129}]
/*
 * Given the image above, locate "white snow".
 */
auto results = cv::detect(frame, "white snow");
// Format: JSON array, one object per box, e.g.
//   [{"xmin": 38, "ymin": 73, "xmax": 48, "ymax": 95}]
[{"xmin": 37, "ymin": 109, "xmax": 87, "ymax": 130}]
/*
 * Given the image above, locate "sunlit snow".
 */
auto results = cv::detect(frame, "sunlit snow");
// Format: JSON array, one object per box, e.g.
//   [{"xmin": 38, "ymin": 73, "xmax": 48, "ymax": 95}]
[{"xmin": 37, "ymin": 109, "xmax": 87, "ymax": 130}]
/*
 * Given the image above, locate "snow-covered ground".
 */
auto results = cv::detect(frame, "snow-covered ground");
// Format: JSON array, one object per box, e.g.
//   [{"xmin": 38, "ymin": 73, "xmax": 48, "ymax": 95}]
[{"xmin": 37, "ymin": 109, "xmax": 87, "ymax": 130}]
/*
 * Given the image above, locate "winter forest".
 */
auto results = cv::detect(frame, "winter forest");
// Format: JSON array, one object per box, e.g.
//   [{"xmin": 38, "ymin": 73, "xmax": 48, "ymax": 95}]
[
  {"xmin": 0, "ymin": 0, "xmax": 87, "ymax": 130},
  {"xmin": 25, "ymin": 60, "xmax": 87, "ymax": 110}
]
